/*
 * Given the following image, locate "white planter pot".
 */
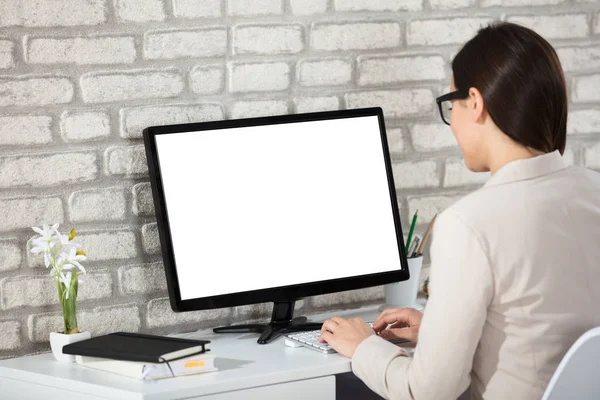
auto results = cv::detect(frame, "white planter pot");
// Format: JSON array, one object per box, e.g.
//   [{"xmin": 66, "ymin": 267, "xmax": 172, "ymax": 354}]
[{"xmin": 49, "ymin": 331, "xmax": 91, "ymax": 362}]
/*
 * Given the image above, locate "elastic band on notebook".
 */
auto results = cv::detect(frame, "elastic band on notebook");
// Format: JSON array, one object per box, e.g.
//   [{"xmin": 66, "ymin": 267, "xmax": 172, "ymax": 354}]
[{"xmin": 158, "ymin": 356, "xmax": 175, "ymax": 377}]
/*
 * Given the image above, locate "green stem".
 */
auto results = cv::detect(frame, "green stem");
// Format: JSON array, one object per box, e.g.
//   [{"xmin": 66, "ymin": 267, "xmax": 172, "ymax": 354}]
[{"xmin": 58, "ymin": 272, "xmax": 79, "ymax": 334}]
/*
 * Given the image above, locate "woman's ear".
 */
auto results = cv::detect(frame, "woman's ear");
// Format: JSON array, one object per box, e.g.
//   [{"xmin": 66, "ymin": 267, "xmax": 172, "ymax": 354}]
[{"xmin": 469, "ymin": 87, "xmax": 486, "ymax": 123}]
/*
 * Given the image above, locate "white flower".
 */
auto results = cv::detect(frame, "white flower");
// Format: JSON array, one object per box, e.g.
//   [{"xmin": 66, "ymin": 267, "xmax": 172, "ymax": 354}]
[
  {"xmin": 31, "ymin": 223, "xmax": 59, "ymax": 267},
  {"xmin": 60, "ymin": 247, "xmax": 87, "ymax": 274},
  {"xmin": 59, "ymin": 271, "xmax": 72, "ymax": 299}
]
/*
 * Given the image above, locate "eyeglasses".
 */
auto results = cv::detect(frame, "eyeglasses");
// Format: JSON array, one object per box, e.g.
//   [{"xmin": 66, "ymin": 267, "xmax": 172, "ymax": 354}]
[{"xmin": 436, "ymin": 89, "xmax": 469, "ymax": 125}]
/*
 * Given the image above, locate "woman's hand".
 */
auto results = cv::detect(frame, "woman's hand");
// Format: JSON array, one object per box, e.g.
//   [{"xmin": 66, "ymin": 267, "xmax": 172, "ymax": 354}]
[
  {"xmin": 372, "ymin": 308, "xmax": 423, "ymax": 343},
  {"xmin": 319, "ymin": 316, "xmax": 375, "ymax": 358}
]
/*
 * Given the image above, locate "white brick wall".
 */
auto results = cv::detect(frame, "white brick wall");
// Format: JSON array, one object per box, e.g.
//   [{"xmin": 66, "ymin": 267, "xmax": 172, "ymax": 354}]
[{"xmin": 2, "ymin": 0, "xmax": 600, "ymax": 360}]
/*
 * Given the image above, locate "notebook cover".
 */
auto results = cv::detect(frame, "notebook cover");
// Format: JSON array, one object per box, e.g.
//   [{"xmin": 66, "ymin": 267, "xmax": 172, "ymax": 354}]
[{"xmin": 62, "ymin": 332, "xmax": 210, "ymax": 363}]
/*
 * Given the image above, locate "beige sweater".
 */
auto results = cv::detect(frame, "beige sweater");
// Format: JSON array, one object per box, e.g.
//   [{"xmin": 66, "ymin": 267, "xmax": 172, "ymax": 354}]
[{"xmin": 352, "ymin": 151, "xmax": 600, "ymax": 400}]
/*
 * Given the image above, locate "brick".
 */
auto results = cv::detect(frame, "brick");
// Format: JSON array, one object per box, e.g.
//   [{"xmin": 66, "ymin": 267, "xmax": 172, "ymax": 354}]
[
  {"xmin": 0, "ymin": 40, "xmax": 14, "ymax": 68},
  {"xmin": 408, "ymin": 18, "xmax": 493, "ymax": 46},
  {"xmin": 392, "ymin": 161, "xmax": 439, "ymax": 189},
  {"xmin": 132, "ymin": 182, "xmax": 154, "ymax": 216},
  {"xmin": 145, "ymin": 29, "xmax": 226, "ymax": 60},
  {"xmin": 228, "ymin": 0, "xmax": 282, "ymax": 16},
  {"xmin": 68, "ymin": 187, "xmax": 127, "ymax": 222},
  {"xmin": 411, "ymin": 123, "xmax": 457, "ymax": 151},
  {"xmin": 358, "ymin": 55, "xmax": 445, "ymax": 86},
  {"xmin": 1, "ymin": 272, "xmax": 112, "ymax": 310},
  {"xmin": 482, "ymin": 0, "xmax": 564, "ymax": 6},
  {"xmin": 232, "ymin": 303, "xmax": 273, "ymax": 322},
  {"xmin": 0, "ymin": 239, "xmax": 21, "ymax": 272},
  {"xmin": 334, "ymin": 0, "xmax": 421, "ymax": 11},
  {"xmin": 0, "ymin": 0, "xmax": 106, "ymax": 27},
  {"xmin": 0, "ymin": 115, "xmax": 52, "ymax": 146},
  {"xmin": 189, "ymin": 65, "xmax": 224, "ymax": 94},
  {"xmin": 0, "ymin": 77, "xmax": 73, "ymax": 107},
  {"xmin": 234, "ymin": 25, "xmax": 303, "ymax": 55},
  {"xmin": 26, "ymin": 36, "xmax": 136, "ymax": 65},
  {"xmin": 115, "ymin": 0, "xmax": 165, "ymax": 22},
  {"xmin": 407, "ymin": 195, "xmax": 463, "ymax": 225},
  {"xmin": 297, "ymin": 59, "xmax": 352, "ymax": 87},
  {"xmin": 142, "ymin": 223, "xmax": 161, "ymax": 255},
  {"xmin": 120, "ymin": 104, "xmax": 224, "ymax": 139},
  {"xmin": 0, "ymin": 197, "xmax": 63, "ymax": 233},
  {"xmin": 345, "ymin": 89, "xmax": 434, "ymax": 119},
  {"xmin": 568, "ymin": 109, "xmax": 600, "ymax": 134},
  {"xmin": 573, "ymin": 75, "xmax": 600, "ymax": 103},
  {"xmin": 77, "ymin": 231, "xmax": 138, "ymax": 262},
  {"xmin": 61, "ymin": 111, "xmax": 110, "ymax": 142},
  {"xmin": 118, "ymin": 262, "xmax": 166, "ymax": 295},
  {"xmin": 147, "ymin": 297, "xmax": 231, "ymax": 328},
  {"xmin": 557, "ymin": 46, "xmax": 600, "ymax": 73},
  {"xmin": 507, "ymin": 15, "xmax": 589, "ymax": 40},
  {"xmin": 229, "ymin": 62, "xmax": 290, "ymax": 93},
  {"xmin": 81, "ymin": 70, "xmax": 183, "ymax": 103},
  {"xmin": 311, "ymin": 21, "xmax": 401, "ymax": 51},
  {"xmin": 431, "ymin": 0, "xmax": 476, "ymax": 8},
  {"xmin": 230, "ymin": 100, "xmax": 289, "ymax": 119},
  {"xmin": 312, "ymin": 286, "xmax": 383, "ymax": 309},
  {"xmin": 596, "ymin": 12, "xmax": 600, "ymax": 35},
  {"xmin": 585, "ymin": 142, "xmax": 600, "ymax": 170},
  {"xmin": 0, "ymin": 152, "xmax": 97, "ymax": 189},
  {"xmin": 444, "ymin": 158, "xmax": 490, "ymax": 187},
  {"xmin": 387, "ymin": 128, "xmax": 404, "ymax": 153},
  {"xmin": 173, "ymin": 0, "xmax": 222, "ymax": 18},
  {"xmin": 0, "ymin": 321, "xmax": 21, "ymax": 351},
  {"xmin": 294, "ymin": 96, "xmax": 339, "ymax": 113},
  {"xmin": 105, "ymin": 145, "xmax": 149, "ymax": 176},
  {"xmin": 28, "ymin": 304, "xmax": 141, "ymax": 342},
  {"xmin": 290, "ymin": 0, "xmax": 327, "ymax": 15}
]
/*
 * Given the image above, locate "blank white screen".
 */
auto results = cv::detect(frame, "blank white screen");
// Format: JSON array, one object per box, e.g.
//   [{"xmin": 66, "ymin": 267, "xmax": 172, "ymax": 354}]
[{"xmin": 155, "ymin": 115, "xmax": 402, "ymax": 300}]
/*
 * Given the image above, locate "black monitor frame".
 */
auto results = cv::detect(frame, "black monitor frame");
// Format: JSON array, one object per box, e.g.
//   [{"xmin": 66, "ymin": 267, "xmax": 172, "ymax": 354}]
[{"xmin": 143, "ymin": 107, "xmax": 410, "ymax": 314}]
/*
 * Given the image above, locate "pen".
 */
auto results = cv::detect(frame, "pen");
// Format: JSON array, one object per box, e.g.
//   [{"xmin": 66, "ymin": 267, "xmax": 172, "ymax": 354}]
[
  {"xmin": 415, "ymin": 213, "xmax": 437, "ymax": 256},
  {"xmin": 405, "ymin": 210, "xmax": 418, "ymax": 254},
  {"xmin": 409, "ymin": 236, "xmax": 420, "ymax": 258}
]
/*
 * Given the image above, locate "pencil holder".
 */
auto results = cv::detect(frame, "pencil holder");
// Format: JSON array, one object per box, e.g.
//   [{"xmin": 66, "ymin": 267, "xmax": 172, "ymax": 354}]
[{"xmin": 380, "ymin": 255, "xmax": 424, "ymax": 310}]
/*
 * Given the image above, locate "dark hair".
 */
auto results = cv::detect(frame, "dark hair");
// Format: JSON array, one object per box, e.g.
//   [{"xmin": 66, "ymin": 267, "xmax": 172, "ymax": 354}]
[{"xmin": 452, "ymin": 22, "xmax": 567, "ymax": 155}]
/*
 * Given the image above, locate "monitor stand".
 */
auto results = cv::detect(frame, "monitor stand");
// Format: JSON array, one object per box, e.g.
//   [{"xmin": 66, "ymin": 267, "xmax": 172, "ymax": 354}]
[{"xmin": 213, "ymin": 301, "xmax": 323, "ymax": 344}]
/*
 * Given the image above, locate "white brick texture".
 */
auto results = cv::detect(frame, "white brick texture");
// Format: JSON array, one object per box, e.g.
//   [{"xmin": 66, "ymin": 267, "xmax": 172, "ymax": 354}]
[
  {"xmin": 0, "ymin": 321, "xmax": 21, "ymax": 351},
  {"xmin": 444, "ymin": 158, "xmax": 491, "ymax": 187},
  {"xmin": 507, "ymin": 14, "xmax": 589, "ymax": 39},
  {"xmin": 431, "ymin": 0, "xmax": 476, "ymax": 9},
  {"xmin": 229, "ymin": 62, "xmax": 290, "ymax": 93},
  {"xmin": 392, "ymin": 161, "xmax": 439, "ymax": 189},
  {"xmin": 146, "ymin": 297, "xmax": 231, "ymax": 328},
  {"xmin": 26, "ymin": 36, "xmax": 136, "ymax": 65},
  {"xmin": 358, "ymin": 55, "xmax": 446, "ymax": 86},
  {"xmin": 290, "ymin": 0, "xmax": 328, "ymax": 15},
  {"xmin": 0, "ymin": 40, "xmax": 14, "ymax": 69},
  {"xmin": 77, "ymin": 231, "xmax": 138, "ymax": 262},
  {"xmin": 585, "ymin": 142, "xmax": 600, "ymax": 170},
  {"xmin": 294, "ymin": 96, "xmax": 340, "ymax": 113},
  {"xmin": 311, "ymin": 286, "xmax": 384, "ymax": 309},
  {"xmin": 120, "ymin": 104, "xmax": 224, "ymax": 138},
  {"xmin": 407, "ymin": 195, "xmax": 464, "ymax": 225},
  {"xmin": 334, "ymin": 0, "xmax": 422, "ymax": 12},
  {"xmin": 173, "ymin": 0, "xmax": 222, "ymax": 18},
  {"xmin": 142, "ymin": 223, "xmax": 161, "ymax": 255},
  {"xmin": 68, "ymin": 187, "xmax": 127, "ymax": 222},
  {"xmin": 145, "ymin": 29, "xmax": 227, "ymax": 60},
  {"xmin": 0, "ymin": 239, "xmax": 22, "ymax": 272},
  {"xmin": 411, "ymin": 123, "xmax": 458, "ymax": 151},
  {"xmin": 104, "ymin": 145, "xmax": 149, "ymax": 176},
  {"xmin": 568, "ymin": 109, "xmax": 600, "ymax": 134},
  {"xmin": 0, "ymin": 152, "xmax": 97, "ymax": 189},
  {"xmin": 0, "ymin": 0, "xmax": 107, "ymax": 27},
  {"xmin": 228, "ymin": 0, "xmax": 282, "ymax": 16},
  {"xmin": 118, "ymin": 262, "xmax": 166, "ymax": 294},
  {"xmin": 408, "ymin": 18, "xmax": 493, "ymax": 46},
  {"xmin": 311, "ymin": 21, "xmax": 402, "ymax": 51},
  {"xmin": 558, "ymin": 46, "xmax": 600, "ymax": 73},
  {"xmin": 230, "ymin": 100, "xmax": 289, "ymax": 119},
  {"xmin": 0, "ymin": 197, "xmax": 63, "ymax": 233},
  {"xmin": 0, "ymin": 115, "xmax": 52, "ymax": 146},
  {"xmin": 132, "ymin": 182, "xmax": 154, "ymax": 216},
  {"xmin": 234, "ymin": 25, "xmax": 304, "ymax": 55},
  {"xmin": 297, "ymin": 59, "xmax": 352, "ymax": 86},
  {"xmin": 0, "ymin": 77, "xmax": 73, "ymax": 107},
  {"xmin": 483, "ymin": 0, "xmax": 564, "ymax": 5},
  {"xmin": 345, "ymin": 89, "xmax": 434, "ymax": 119},
  {"xmin": 81, "ymin": 71, "xmax": 184, "ymax": 103},
  {"xmin": 573, "ymin": 75, "xmax": 600, "ymax": 103},
  {"xmin": 61, "ymin": 111, "xmax": 110, "ymax": 142},
  {"xmin": 189, "ymin": 65, "xmax": 224, "ymax": 95},
  {"xmin": 387, "ymin": 128, "xmax": 405, "ymax": 153},
  {"xmin": 115, "ymin": 0, "xmax": 165, "ymax": 22}
]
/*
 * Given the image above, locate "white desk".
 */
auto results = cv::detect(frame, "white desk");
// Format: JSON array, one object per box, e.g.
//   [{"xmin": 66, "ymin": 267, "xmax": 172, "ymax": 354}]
[{"xmin": 0, "ymin": 305, "xmax": 418, "ymax": 400}]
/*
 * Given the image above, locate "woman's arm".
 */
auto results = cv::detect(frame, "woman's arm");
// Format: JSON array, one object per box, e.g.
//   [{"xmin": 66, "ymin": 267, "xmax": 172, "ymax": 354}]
[{"xmin": 351, "ymin": 209, "xmax": 494, "ymax": 399}]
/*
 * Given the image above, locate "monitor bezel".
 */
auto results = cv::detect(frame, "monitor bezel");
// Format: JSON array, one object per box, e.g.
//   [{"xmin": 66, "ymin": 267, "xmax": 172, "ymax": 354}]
[{"xmin": 143, "ymin": 107, "xmax": 410, "ymax": 312}]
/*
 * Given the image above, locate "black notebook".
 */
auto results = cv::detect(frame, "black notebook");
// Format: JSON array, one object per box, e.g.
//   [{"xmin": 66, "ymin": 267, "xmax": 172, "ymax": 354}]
[{"xmin": 62, "ymin": 332, "xmax": 210, "ymax": 363}]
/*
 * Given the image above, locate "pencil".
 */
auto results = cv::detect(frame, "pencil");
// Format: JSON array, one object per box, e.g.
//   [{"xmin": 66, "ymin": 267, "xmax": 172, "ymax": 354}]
[
  {"xmin": 415, "ymin": 213, "xmax": 437, "ymax": 255},
  {"xmin": 405, "ymin": 210, "xmax": 418, "ymax": 254}
]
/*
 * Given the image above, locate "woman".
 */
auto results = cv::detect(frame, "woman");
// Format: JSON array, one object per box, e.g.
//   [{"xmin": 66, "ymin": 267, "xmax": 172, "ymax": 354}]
[{"xmin": 319, "ymin": 22, "xmax": 600, "ymax": 399}]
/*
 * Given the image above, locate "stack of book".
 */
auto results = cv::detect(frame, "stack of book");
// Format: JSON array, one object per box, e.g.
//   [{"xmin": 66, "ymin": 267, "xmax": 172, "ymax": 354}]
[{"xmin": 62, "ymin": 332, "xmax": 216, "ymax": 380}]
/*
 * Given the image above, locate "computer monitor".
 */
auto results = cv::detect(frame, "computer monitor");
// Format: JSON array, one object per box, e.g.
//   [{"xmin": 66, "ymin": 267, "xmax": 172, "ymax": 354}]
[{"xmin": 143, "ymin": 107, "xmax": 410, "ymax": 344}]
